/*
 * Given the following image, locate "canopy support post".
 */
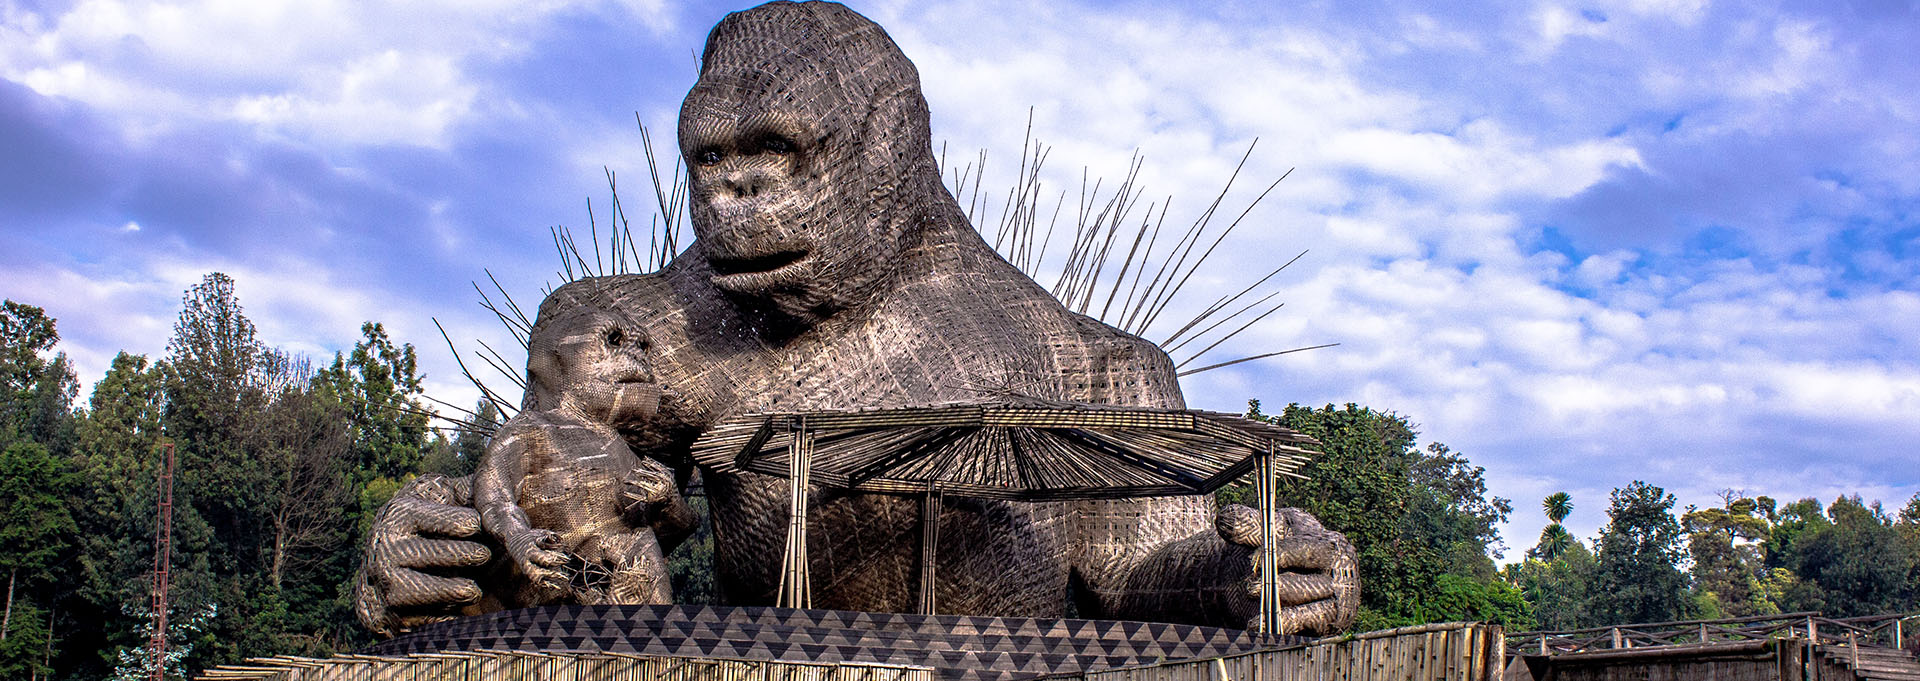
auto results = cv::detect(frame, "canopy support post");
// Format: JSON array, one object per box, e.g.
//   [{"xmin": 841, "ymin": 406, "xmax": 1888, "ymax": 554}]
[
  {"xmin": 778, "ymin": 417, "xmax": 814, "ymax": 609},
  {"xmin": 918, "ymin": 487, "xmax": 943, "ymax": 615},
  {"xmin": 1257, "ymin": 443, "xmax": 1281, "ymax": 635}
]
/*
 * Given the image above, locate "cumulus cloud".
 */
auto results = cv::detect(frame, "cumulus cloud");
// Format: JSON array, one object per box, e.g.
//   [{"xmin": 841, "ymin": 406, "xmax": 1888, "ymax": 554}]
[{"xmin": 2, "ymin": 0, "xmax": 1915, "ymax": 558}]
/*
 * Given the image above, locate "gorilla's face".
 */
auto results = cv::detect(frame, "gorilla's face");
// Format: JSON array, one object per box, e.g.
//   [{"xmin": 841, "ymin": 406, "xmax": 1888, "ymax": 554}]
[
  {"xmin": 678, "ymin": 1, "xmax": 936, "ymax": 323},
  {"xmin": 680, "ymin": 69, "xmax": 866, "ymax": 300},
  {"xmin": 526, "ymin": 304, "xmax": 659, "ymax": 426}
]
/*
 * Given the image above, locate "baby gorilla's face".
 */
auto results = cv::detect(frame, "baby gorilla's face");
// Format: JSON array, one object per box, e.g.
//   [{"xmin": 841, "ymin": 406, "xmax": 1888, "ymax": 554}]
[{"xmin": 534, "ymin": 308, "xmax": 660, "ymax": 426}]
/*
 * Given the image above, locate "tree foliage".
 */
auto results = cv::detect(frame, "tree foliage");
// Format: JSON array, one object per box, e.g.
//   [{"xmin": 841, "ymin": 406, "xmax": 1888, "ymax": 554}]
[
  {"xmin": 10, "ymin": 278, "xmax": 1920, "ymax": 678},
  {"xmin": 1683, "ymin": 494, "xmax": 1772, "ymax": 617},
  {"xmin": 1589, "ymin": 481, "xmax": 1693, "ymax": 625},
  {"xmin": 1239, "ymin": 400, "xmax": 1516, "ymax": 629}
]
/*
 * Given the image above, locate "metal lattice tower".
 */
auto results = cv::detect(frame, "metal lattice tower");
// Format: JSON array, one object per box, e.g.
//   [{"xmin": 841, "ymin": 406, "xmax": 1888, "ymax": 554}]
[{"xmin": 149, "ymin": 443, "xmax": 174, "ymax": 681}]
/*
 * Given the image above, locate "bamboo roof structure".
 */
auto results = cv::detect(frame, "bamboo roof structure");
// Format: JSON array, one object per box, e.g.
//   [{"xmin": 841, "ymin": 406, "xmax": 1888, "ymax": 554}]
[{"xmin": 689, "ymin": 399, "xmax": 1319, "ymax": 502}]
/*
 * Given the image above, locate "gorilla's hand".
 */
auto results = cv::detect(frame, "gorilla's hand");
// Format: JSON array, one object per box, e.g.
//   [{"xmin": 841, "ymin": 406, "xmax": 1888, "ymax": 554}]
[
  {"xmin": 620, "ymin": 458, "xmax": 700, "ymax": 550},
  {"xmin": 1216, "ymin": 504, "xmax": 1360, "ymax": 636},
  {"xmin": 353, "ymin": 474, "xmax": 494, "ymax": 638}
]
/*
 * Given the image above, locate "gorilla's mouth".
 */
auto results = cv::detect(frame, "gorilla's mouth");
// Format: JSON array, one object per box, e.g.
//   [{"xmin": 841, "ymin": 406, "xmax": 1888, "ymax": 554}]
[{"xmin": 709, "ymin": 249, "xmax": 810, "ymax": 276}]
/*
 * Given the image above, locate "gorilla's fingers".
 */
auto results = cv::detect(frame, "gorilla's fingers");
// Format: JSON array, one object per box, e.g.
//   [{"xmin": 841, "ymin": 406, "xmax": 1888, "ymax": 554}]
[
  {"xmin": 1245, "ymin": 571, "xmax": 1338, "ymax": 602},
  {"xmin": 1277, "ymin": 507, "xmax": 1329, "ymax": 535},
  {"xmin": 385, "ymin": 571, "xmax": 483, "ymax": 609},
  {"xmin": 1271, "ymin": 535, "xmax": 1340, "ymax": 570},
  {"xmin": 389, "ymin": 538, "xmax": 491, "ymax": 570},
  {"xmin": 385, "ymin": 496, "xmax": 483, "ymax": 538},
  {"xmin": 1273, "ymin": 573, "xmax": 1337, "ymax": 603},
  {"xmin": 1279, "ymin": 596, "xmax": 1341, "ymax": 636},
  {"xmin": 352, "ymin": 575, "xmax": 395, "ymax": 638},
  {"xmin": 1215, "ymin": 504, "xmax": 1262, "ymax": 547},
  {"xmin": 529, "ymin": 547, "xmax": 570, "ymax": 568},
  {"xmin": 403, "ymin": 472, "xmax": 476, "ymax": 507}
]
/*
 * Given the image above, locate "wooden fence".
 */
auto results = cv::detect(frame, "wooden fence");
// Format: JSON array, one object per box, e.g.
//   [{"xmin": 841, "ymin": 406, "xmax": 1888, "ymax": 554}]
[
  {"xmin": 1054, "ymin": 621, "xmax": 1504, "ymax": 681},
  {"xmin": 1507, "ymin": 612, "xmax": 1918, "ymax": 657},
  {"xmin": 196, "ymin": 650, "xmax": 934, "ymax": 681},
  {"xmin": 198, "ymin": 622, "xmax": 1506, "ymax": 681}
]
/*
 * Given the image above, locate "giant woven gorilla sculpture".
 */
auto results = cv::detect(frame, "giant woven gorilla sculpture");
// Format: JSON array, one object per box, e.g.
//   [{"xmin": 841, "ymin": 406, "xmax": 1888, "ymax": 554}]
[{"xmin": 356, "ymin": 0, "xmax": 1358, "ymax": 636}]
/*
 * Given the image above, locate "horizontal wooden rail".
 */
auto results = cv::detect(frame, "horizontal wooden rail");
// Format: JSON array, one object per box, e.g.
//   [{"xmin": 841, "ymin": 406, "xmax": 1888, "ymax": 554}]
[{"xmin": 1508, "ymin": 612, "xmax": 1919, "ymax": 656}]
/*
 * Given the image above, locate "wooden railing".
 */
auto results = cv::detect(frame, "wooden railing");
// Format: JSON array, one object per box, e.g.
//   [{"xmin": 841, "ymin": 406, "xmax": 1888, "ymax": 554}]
[
  {"xmin": 198, "ymin": 650, "xmax": 935, "ymax": 681},
  {"xmin": 1068, "ymin": 621, "xmax": 1505, "ymax": 681},
  {"xmin": 1507, "ymin": 612, "xmax": 1920, "ymax": 656}
]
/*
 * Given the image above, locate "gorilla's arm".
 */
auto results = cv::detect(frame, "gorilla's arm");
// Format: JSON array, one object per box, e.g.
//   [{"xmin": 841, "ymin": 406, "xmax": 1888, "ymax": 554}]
[{"xmin": 1062, "ymin": 333, "xmax": 1359, "ymax": 634}]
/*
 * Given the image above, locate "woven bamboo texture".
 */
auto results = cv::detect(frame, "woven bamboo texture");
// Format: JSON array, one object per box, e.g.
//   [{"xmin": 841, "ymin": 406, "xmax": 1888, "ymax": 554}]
[
  {"xmin": 356, "ymin": 0, "xmax": 1360, "ymax": 637},
  {"xmin": 198, "ymin": 650, "xmax": 932, "ymax": 681},
  {"xmin": 1059, "ymin": 621, "xmax": 1505, "ymax": 681},
  {"xmin": 201, "ymin": 612, "xmax": 1497, "ymax": 681},
  {"xmin": 690, "ymin": 400, "xmax": 1316, "ymax": 501}
]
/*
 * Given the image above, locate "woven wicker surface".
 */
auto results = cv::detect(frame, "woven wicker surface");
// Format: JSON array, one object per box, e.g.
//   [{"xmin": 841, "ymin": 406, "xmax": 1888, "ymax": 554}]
[
  {"xmin": 690, "ymin": 400, "xmax": 1317, "ymax": 500},
  {"xmin": 365, "ymin": 604, "xmax": 1300, "ymax": 681},
  {"xmin": 355, "ymin": 0, "xmax": 1360, "ymax": 638}
]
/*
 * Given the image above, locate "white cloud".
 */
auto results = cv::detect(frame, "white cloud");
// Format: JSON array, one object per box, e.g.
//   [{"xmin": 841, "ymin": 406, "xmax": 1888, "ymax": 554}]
[
  {"xmin": 2, "ymin": 0, "xmax": 672, "ymax": 148},
  {"xmin": 7, "ymin": 0, "xmax": 1917, "ymax": 565}
]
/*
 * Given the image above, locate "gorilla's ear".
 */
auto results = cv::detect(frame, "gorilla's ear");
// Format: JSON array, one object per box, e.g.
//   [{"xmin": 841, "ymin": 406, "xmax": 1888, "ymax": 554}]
[{"xmin": 856, "ymin": 84, "xmax": 936, "ymax": 196}]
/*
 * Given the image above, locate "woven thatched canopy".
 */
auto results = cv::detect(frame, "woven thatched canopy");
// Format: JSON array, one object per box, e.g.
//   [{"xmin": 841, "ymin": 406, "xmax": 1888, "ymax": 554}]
[{"xmin": 689, "ymin": 400, "xmax": 1319, "ymax": 502}]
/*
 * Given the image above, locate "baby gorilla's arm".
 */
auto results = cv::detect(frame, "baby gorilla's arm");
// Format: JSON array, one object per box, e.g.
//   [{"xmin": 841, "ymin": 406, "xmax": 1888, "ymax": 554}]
[{"xmin": 473, "ymin": 419, "xmax": 571, "ymax": 598}]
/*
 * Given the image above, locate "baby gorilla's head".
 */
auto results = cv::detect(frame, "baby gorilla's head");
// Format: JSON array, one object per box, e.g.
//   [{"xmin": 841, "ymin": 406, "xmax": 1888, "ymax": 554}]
[{"xmin": 524, "ymin": 280, "xmax": 660, "ymax": 426}]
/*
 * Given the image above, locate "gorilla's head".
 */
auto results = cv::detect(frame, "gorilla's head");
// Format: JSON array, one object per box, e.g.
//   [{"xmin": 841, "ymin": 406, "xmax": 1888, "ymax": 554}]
[
  {"xmin": 679, "ymin": 0, "xmax": 940, "ymax": 322},
  {"xmin": 524, "ymin": 279, "xmax": 659, "ymax": 426}
]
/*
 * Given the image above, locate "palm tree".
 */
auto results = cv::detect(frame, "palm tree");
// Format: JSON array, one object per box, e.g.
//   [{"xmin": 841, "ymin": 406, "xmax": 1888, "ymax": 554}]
[
  {"xmin": 1535, "ymin": 523, "xmax": 1574, "ymax": 561},
  {"xmin": 1543, "ymin": 492, "xmax": 1572, "ymax": 525}
]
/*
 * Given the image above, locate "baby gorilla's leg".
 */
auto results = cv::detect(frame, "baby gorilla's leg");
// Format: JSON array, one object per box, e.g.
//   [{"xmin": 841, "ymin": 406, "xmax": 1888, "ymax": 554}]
[{"xmin": 591, "ymin": 531, "xmax": 672, "ymax": 605}]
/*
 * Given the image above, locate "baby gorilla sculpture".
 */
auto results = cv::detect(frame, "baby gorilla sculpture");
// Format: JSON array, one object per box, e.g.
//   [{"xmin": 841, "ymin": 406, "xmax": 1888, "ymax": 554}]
[
  {"xmin": 472, "ymin": 282, "xmax": 692, "ymax": 608},
  {"xmin": 356, "ymin": 0, "xmax": 1359, "ymax": 637}
]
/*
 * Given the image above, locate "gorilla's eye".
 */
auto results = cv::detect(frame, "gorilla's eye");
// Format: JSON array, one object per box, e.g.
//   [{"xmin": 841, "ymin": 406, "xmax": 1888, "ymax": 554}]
[
  {"xmin": 760, "ymin": 135, "xmax": 794, "ymax": 155},
  {"xmin": 604, "ymin": 328, "xmax": 626, "ymax": 347},
  {"xmin": 693, "ymin": 148, "xmax": 723, "ymax": 166}
]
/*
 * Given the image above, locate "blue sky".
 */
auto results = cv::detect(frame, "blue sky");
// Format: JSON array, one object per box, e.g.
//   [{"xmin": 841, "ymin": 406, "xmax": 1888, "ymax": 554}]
[{"xmin": 3, "ymin": 0, "xmax": 1916, "ymax": 558}]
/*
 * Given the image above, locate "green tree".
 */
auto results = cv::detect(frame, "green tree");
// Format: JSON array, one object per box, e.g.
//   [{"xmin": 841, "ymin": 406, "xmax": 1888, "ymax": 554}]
[
  {"xmin": 1408, "ymin": 442, "xmax": 1513, "ymax": 578},
  {"xmin": 423, "ymin": 399, "xmax": 497, "ymax": 478},
  {"xmin": 1783, "ymin": 496, "xmax": 1912, "ymax": 617},
  {"xmin": 314, "ymin": 323, "xmax": 429, "ymax": 483},
  {"xmin": 1589, "ymin": 481, "xmax": 1693, "ymax": 625},
  {"xmin": 66, "ymin": 353, "xmax": 175, "ymax": 679},
  {"xmin": 1507, "ymin": 542, "xmax": 1597, "ymax": 630},
  {"xmin": 1238, "ymin": 400, "xmax": 1512, "ymax": 628},
  {"xmin": 1544, "ymin": 492, "xmax": 1572, "ymax": 525},
  {"xmin": 1683, "ymin": 494, "xmax": 1772, "ymax": 617},
  {"xmin": 1532, "ymin": 524, "xmax": 1575, "ymax": 562},
  {"xmin": 0, "ymin": 440, "xmax": 79, "ymax": 647},
  {"xmin": 1413, "ymin": 573, "xmax": 1533, "ymax": 630},
  {"xmin": 0, "ymin": 597, "xmax": 53, "ymax": 681},
  {"xmin": 163, "ymin": 273, "xmax": 273, "ymax": 578},
  {"xmin": 1526, "ymin": 492, "xmax": 1577, "ymax": 571},
  {"xmin": 1, "ymin": 300, "xmax": 78, "ymax": 449},
  {"xmin": 450, "ymin": 399, "xmax": 497, "ymax": 476}
]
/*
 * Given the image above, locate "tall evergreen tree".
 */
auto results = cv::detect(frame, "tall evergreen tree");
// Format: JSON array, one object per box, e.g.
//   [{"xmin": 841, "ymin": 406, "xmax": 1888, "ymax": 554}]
[
  {"xmin": 163, "ymin": 273, "xmax": 272, "ymax": 577},
  {"xmin": 1590, "ymin": 481, "xmax": 1693, "ymax": 624}
]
